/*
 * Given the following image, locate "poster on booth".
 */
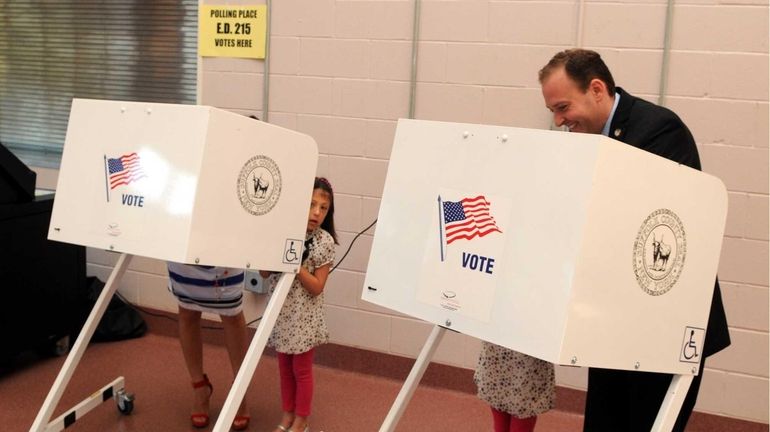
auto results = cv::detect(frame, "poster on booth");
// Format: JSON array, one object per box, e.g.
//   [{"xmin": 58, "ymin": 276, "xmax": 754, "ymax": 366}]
[
  {"xmin": 416, "ymin": 189, "xmax": 512, "ymax": 323},
  {"xmin": 199, "ymin": 6, "xmax": 267, "ymax": 59}
]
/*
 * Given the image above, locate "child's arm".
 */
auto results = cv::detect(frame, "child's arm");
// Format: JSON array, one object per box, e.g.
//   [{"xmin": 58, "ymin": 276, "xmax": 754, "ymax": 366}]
[
  {"xmin": 296, "ymin": 263, "xmax": 331, "ymax": 297},
  {"xmin": 258, "ymin": 270, "xmax": 274, "ymax": 278}
]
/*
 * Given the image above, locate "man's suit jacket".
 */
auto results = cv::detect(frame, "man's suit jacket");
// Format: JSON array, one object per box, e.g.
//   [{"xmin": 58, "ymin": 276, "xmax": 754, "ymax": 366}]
[
  {"xmin": 582, "ymin": 88, "xmax": 731, "ymax": 432},
  {"xmin": 609, "ymin": 87, "xmax": 730, "ymax": 356}
]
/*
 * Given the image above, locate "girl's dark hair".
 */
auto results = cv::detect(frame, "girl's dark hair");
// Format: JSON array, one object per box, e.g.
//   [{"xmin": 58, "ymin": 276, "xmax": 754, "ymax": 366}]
[{"xmin": 314, "ymin": 177, "xmax": 338, "ymax": 244}]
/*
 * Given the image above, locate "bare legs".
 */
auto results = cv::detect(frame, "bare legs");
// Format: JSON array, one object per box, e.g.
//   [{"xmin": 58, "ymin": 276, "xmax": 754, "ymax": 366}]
[
  {"xmin": 221, "ymin": 312, "xmax": 250, "ymax": 420},
  {"xmin": 178, "ymin": 306, "xmax": 250, "ymax": 424},
  {"xmin": 178, "ymin": 307, "xmax": 209, "ymax": 419}
]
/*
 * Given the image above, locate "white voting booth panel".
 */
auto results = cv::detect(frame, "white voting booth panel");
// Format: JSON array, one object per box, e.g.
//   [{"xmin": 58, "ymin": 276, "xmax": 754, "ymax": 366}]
[
  {"xmin": 34, "ymin": 99, "xmax": 318, "ymax": 432},
  {"xmin": 363, "ymin": 119, "xmax": 726, "ymax": 376},
  {"xmin": 49, "ymin": 98, "xmax": 317, "ymax": 271}
]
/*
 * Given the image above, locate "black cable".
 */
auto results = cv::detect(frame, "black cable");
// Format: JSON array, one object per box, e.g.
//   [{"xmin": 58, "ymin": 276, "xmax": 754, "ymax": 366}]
[
  {"xmin": 109, "ymin": 218, "xmax": 377, "ymax": 330},
  {"xmin": 115, "ymin": 292, "xmax": 181, "ymax": 323},
  {"xmin": 330, "ymin": 218, "xmax": 377, "ymax": 273},
  {"xmin": 241, "ymin": 218, "xmax": 377, "ymax": 324},
  {"xmin": 115, "ymin": 291, "xmax": 259, "ymax": 331}
]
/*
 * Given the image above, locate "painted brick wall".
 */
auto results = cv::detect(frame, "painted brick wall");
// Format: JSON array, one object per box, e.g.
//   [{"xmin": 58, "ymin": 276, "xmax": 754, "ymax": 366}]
[{"xmin": 43, "ymin": 0, "xmax": 765, "ymax": 424}]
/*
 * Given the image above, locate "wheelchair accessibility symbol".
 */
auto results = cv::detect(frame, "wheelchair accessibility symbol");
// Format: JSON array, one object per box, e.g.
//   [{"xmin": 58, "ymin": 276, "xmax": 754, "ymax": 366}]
[
  {"xmin": 679, "ymin": 326, "xmax": 705, "ymax": 364},
  {"xmin": 283, "ymin": 238, "xmax": 303, "ymax": 264}
]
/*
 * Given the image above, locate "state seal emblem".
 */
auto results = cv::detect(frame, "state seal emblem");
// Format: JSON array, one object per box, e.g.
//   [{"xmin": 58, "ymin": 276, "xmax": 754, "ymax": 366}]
[
  {"xmin": 237, "ymin": 155, "xmax": 281, "ymax": 216},
  {"xmin": 633, "ymin": 208, "xmax": 686, "ymax": 296}
]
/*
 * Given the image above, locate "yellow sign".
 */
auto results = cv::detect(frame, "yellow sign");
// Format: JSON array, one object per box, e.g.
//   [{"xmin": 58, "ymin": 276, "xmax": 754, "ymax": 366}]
[{"xmin": 199, "ymin": 6, "xmax": 267, "ymax": 59}]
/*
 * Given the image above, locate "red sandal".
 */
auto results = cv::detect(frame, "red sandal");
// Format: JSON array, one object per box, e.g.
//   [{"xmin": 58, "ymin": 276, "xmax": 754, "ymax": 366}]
[
  {"xmin": 232, "ymin": 414, "xmax": 251, "ymax": 431},
  {"xmin": 190, "ymin": 374, "xmax": 213, "ymax": 428}
]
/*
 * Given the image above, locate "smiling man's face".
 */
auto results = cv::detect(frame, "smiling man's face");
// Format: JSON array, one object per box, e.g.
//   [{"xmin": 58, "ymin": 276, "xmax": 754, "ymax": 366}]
[{"xmin": 541, "ymin": 67, "xmax": 611, "ymax": 134}]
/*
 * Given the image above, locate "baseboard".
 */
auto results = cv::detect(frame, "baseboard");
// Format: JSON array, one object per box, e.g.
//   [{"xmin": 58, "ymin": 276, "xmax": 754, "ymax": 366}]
[{"xmin": 137, "ymin": 308, "xmax": 767, "ymax": 432}]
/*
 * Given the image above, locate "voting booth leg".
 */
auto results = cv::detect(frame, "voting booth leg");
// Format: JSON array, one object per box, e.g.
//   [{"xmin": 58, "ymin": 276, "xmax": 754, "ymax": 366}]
[
  {"xmin": 651, "ymin": 374, "xmax": 694, "ymax": 432},
  {"xmin": 379, "ymin": 325, "xmax": 447, "ymax": 432},
  {"xmin": 30, "ymin": 253, "xmax": 134, "ymax": 432},
  {"xmin": 212, "ymin": 272, "xmax": 296, "ymax": 432}
]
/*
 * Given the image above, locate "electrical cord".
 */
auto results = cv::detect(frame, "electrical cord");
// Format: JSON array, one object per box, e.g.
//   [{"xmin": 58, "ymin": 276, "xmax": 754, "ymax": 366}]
[
  {"xmin": 113, "ymin": 218, "xmax": 377, "ymax": 331},
  {"xmin": 241, "ymin": 218, "xmax": 378, "ymax": 324},
  {"xmin": 114, "ymin": 291, "xmax": 231, "ymax": 330},
  {"xmin": 330, "ymin": 218, "xmax": 377, "ymax": 273},
  {"xmin": 246, "ymin": 316, "xmax": 262, "ymax": 327}
]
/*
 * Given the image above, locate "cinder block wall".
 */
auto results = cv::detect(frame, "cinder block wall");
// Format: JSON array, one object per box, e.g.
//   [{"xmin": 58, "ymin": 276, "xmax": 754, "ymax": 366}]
[{"xmin": 36, "ymin": 0, "xmax": 764, "ymax": 424}]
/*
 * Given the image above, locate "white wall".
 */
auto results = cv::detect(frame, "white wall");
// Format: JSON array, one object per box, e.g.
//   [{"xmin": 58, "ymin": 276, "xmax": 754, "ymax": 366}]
[{"xmin": 36, "ymin": 0, "xmax": 768, "ymax": 424}]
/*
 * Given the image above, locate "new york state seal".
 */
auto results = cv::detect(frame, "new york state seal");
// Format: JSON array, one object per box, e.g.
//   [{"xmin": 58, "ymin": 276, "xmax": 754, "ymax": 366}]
[
  {"xmin": 632, "ymin": 208, "xmax": 687, "ymax": 296},
  {"xmin": 237, "ymin": 155, "xmax": 281, "ymax": 216}
]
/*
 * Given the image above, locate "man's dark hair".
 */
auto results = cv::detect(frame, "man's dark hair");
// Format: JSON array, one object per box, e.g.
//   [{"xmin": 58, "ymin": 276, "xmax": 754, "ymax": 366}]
[{"xmin": 538, "ymin": 49, "xmax": 616, "ymax": 95}]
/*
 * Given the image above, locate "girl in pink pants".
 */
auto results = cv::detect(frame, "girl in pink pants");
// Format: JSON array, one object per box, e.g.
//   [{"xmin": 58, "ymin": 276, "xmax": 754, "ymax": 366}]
[{"xmin": 261, "ymin": 178, "xmax": 338, "ymax": 432}]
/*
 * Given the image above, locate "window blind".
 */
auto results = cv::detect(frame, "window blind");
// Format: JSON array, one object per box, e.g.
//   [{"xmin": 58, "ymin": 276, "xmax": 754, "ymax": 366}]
[{"xmin": 0, "ymin": 1, "xmax": 198, "ymax": 160}]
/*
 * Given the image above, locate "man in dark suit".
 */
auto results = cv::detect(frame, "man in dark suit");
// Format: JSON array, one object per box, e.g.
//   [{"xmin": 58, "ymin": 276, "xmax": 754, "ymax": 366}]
[{"xmin": 537, "ymin": 49, "xmax": 731, "ymax": 432}]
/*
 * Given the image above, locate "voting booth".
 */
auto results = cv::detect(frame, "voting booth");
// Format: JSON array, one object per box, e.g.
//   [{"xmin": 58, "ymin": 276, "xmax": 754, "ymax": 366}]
[
  {"xmin": 33, "ymin": 99, "xmax": 318, "ymax": 432},
  {"xmin": 48, "ymin": 99, "xmax": 316, "ymax": 271},
  {"xmin": 363, "ymin": 119, "xmax": 727, "ymax": 431}
]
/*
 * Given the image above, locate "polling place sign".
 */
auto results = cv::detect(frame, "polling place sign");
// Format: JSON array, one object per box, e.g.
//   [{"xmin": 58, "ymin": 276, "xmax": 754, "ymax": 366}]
[{"xmin": 199, "ymin": 5, "xmax": 266, "ymax": 59}]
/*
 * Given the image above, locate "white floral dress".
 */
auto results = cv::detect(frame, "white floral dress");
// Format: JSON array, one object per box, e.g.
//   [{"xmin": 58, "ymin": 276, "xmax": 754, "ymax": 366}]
[
  {"xmin": 266, "ymin": 228, "xmax": 335, "ymax": 354},
  {"xmin": 474, "ymin": 341, "xmax": 556, "ymax": 418}
]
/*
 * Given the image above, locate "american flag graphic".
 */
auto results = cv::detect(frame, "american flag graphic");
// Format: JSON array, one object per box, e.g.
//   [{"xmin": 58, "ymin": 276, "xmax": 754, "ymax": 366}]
[
  {"xmin": 107, "ymin": 152, "xmax": 147, "ymax": 189},
  {"xmin": 443, "ymin": 195, "xmax": 502, "ymax": 245}
]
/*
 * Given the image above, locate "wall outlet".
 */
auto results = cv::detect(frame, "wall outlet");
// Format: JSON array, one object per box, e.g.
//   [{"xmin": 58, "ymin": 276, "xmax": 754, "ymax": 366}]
[{"xmin": 244, "ymin": 270, "xmax": 267, "ymax": 294}]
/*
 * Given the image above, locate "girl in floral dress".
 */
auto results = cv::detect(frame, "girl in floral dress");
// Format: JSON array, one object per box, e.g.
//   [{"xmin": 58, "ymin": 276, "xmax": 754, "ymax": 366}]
[
  {"xmin": 261, "ymin": 177, "xmax": 338, "ymax": 432},
  {"xmin": 475, "ymin": 342, "xmax": 556, "ymax": 432}
]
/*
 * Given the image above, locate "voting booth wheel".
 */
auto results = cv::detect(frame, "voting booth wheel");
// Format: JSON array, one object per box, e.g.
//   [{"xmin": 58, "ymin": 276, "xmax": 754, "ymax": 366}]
[{"xmin": 116, "ymin": 389, "xmax": 135, "ymax": 415}]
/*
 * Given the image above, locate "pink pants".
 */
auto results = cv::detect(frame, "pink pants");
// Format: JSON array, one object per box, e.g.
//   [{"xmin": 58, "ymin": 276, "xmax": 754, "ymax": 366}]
[
  {"xmin": 277, "ymin": 349, "xmax": 315, "ymax": 417},
  {"xmin": 491, "ymin": 407, "xmax": 537, "ymax": 432}
]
